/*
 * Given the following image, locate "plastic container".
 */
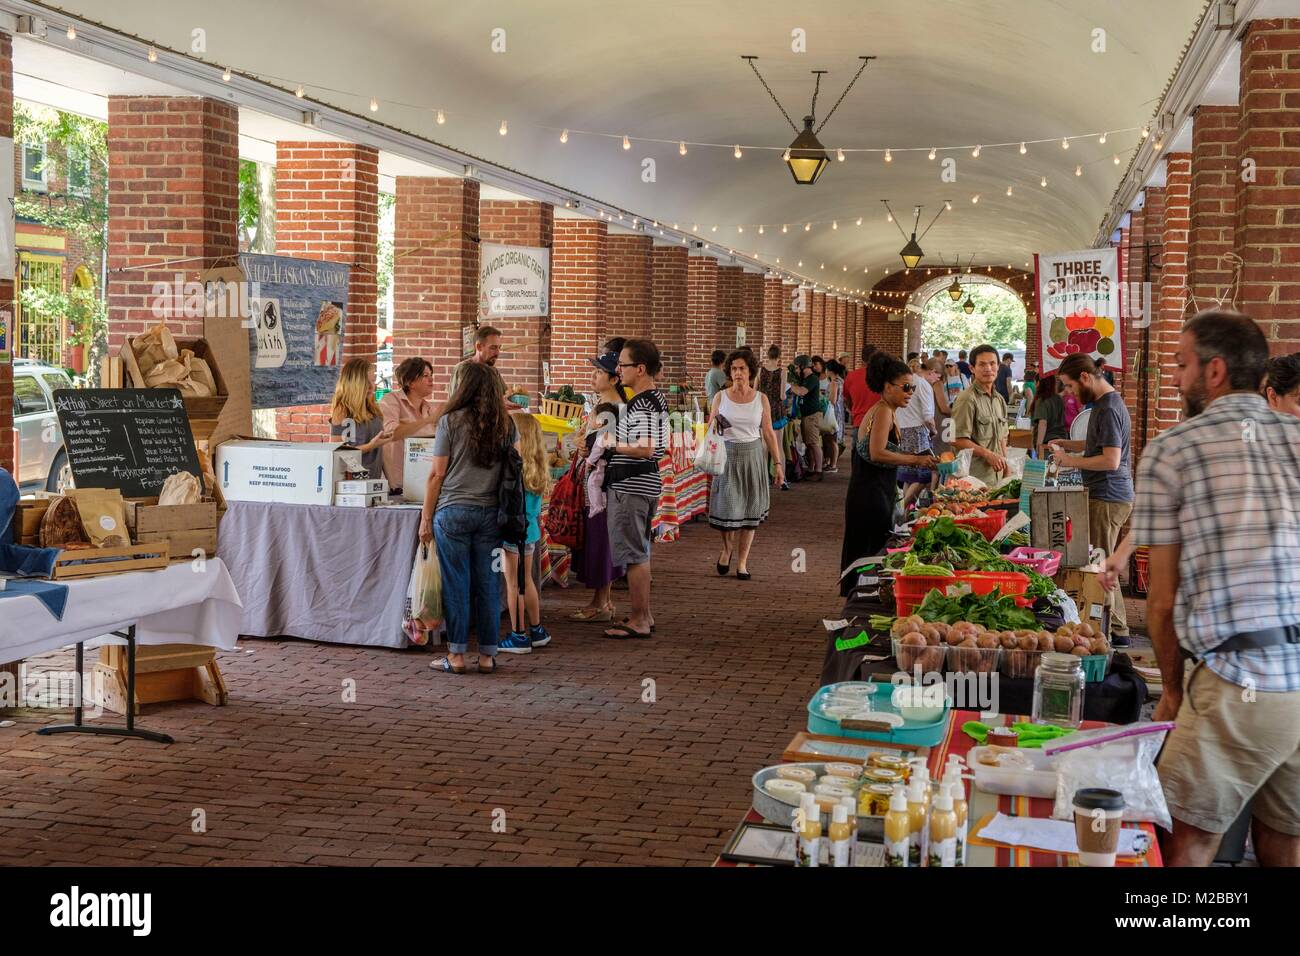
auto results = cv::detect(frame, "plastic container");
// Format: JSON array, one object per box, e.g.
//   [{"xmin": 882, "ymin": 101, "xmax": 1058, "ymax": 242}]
[
  {"xmin": 891, "ymin": 636, "xmax": 947, "ymax": 674},
  {"xmin": 1005, "ymin": 546, "xmax": 1063, "ymax": 577},
  {"xmin": 892, "ymin": 570, "xmax": 1029, "ymax": 616},
  {"xmin": 892, "ymin": 574, "xmax": 957, "ymax": 615},
  {"xmin": 968, "ymin": 746, "xmax": 1059, "ymax": 798},
  {"xmin": 999, "ymin": 647, "xmax": 1046, "ymax": 680},
  {"xmin": 945, "ymin": 643, "xmax": 1001, "ymax": 674},
  {"xmin": 954, "ymin": 570, "xmax": 1031, "ymax": 599},
  {"xmin": 807, "ymin": 682, "xmax": 950, "ymax": 747},
  {"xmin": 1032, "ymin": 652, "xmax": 1086, "ymax": 728}
]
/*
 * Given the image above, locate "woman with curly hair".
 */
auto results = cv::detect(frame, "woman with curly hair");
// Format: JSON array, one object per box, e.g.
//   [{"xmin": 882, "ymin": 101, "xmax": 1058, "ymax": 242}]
[{"xmin": 419, "ymin": 362, "xmax": 518, "ymax": 674}]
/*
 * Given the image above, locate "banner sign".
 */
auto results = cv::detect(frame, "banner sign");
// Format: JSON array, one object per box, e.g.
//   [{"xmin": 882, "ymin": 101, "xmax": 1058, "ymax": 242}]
[
  {"xmin": 240, "ymin": 253, "xmax": 350, "ymax": 409},
  {"xmin": 478, "ymin": 242, "xmax": 549, "ymax": 321},
  {"xmin": 1035, "ymin": 248, "xmax": 1123, "ymax": 372}
]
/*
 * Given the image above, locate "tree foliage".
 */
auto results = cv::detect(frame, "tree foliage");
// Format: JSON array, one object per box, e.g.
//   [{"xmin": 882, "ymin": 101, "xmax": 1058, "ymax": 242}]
[
  {"xmin": 920, "ymin": 284, "xmax": 1028, "ymax": 352},
  {"xmin": 13, "ymin": 102, "xmax": 108, "ymax": 256}
]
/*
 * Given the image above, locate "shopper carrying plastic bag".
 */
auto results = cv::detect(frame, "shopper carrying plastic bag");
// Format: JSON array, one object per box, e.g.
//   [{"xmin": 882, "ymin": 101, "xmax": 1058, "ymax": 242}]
[{"xmin": 404, "ymin": 540, "xmax": 443, "ymax": 645}]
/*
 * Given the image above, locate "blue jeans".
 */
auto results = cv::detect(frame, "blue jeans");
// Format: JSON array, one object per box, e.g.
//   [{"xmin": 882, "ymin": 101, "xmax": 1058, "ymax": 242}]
[{"xmin": 434, "ymin": 504, "xmax": 501, "ymax": 657}]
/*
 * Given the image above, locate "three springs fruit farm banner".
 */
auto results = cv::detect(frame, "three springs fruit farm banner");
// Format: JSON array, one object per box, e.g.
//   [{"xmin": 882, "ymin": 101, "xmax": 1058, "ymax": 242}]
[{"xmin": 1034, "ymin": 248, "xmax": 1124, "ymax": 373}]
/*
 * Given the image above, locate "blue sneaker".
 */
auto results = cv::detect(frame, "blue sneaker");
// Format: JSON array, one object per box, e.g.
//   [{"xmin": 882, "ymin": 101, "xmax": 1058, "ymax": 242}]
[
  {"xmin": 529, "ymin": 625, "xmax": 552, "ymax": 648},
  {"xmin": 498, "ymin": 631, "xmax": 533, "ymax": 654}
]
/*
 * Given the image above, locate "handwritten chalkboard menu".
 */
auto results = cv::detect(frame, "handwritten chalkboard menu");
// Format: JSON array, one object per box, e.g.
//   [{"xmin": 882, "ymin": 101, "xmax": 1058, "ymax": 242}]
[{"xmin": 54, "ymin": 388, "xmax": 201, "ymax": 498}]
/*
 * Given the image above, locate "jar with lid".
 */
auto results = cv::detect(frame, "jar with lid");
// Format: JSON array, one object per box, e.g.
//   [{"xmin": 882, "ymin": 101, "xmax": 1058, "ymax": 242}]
[{"xmin": 1031, "ymin": 652, "xmax": 1085, "ymax": 728}]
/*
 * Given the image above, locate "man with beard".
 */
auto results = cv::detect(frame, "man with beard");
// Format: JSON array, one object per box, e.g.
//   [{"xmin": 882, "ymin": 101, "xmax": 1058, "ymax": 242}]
[
  {"xmin": 951, "ymin": 344, "xmax": 1009, "ymax": 486},
  {"xmin": 1049, "ymin": 352, "xmax": 1135, "ymax": 644},
  {"xmin": 1129, "ymin": 311, "xmax": 1300, "ymax": 867},
  {"xmin": 448, "ymin": 325, "xmax": 506, "ymax": 398}
]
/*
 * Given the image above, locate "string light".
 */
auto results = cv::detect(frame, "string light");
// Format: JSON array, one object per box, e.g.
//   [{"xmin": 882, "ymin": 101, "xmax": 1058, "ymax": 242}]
[
  {"xmin": 623, "ymin": 135, "xmax": 631, "ymax": 150},
  {"xmin": 782, "ymin": 147, "xmax": 790, "ymax": 162},
  {"xmin": 711, "ymin": 225, "xmax": 718, "ymax": 232},
  {"xmin": 837, "ymin": 147, "xmax": 846, "ymax": 162},
  {"xmin": 66, "ymin": 24, "xmax": 76, "ymax": 40},
  {"xmin": 832, "ymin": 220, "xmax": 838, "ymax": 230},
  {"xmin": 1113, "ymin": 154, "xmax": 1120, "ymax": 165},
  {"xmin": 972, "ymin": 194, "xmax": 980, "ymax": 203},
  {"xmin": 856, "ymin": 217, "xmax": 863, "ymax": 226},
  {"xmin": 1075, "ymin": 165, "xmax": 1082, "ymax": 176},
  {"xmin": 370, "ymin": 97, "xmax": 379, "ymax": 112},
  {"xmin": 1019, "ymin": 142, "xmax": 1027, "ymax": 155},
  {"xmin": 499, "ymin": 119, "xmax": 508, "ymax": 135},
  {"xmin": 296, "ymin": 85, "xmax": 305, "ymax": 98},
  {"xmin": 945, "ymin": 201, "xmax": 953, "ymax": 211},
  {"xmin": 222, "ymin": 66, "xmax": 232, "ymax": 82},
  {"xmin": 1099, "ymin": 132, "xmax": 1107, "ymax": 144},
  {"xmin": 1040, "ymin": 176, "xmax": 1048, "ymax": 187},
  {"xmin": 1006, "ymin": 185, "xmax": 1014, "ymax": 196},
  {"xmin": 886, "ymin": 211, "xmax": 893, "ymax": 223},
  {"xmin": 1061, "ymin": 137, "xmax": 1070, "ymax": 150},
  {"xmin": 680, "ymin": 141, "xmax": 688, "ymax": 156},
  {"xmin": 147, "ymin": 46, "xmax": 158, "ymax": 62},
  {"xmin": 737, "ymin": 225, "xmax": 744, "ymax": 233},
  {"xmin": 1152, "ymin": 139, "xmax": 1163, "ymax": 152},
  {"xmin": 804, "ymin": 223, "xmax": 811, "ymax": 232},
  {"xmin": 884, "ymin": 148, "xmax": 892, "ymax": 163},
  {"xmin": 972, "ymin": 145, "xmax": 981, "ymax": 158},
  {"xmin": 437, "ymin": 109, "xmax": 446, "ymax": 125},
  {"xmin": 1141, "ymin": 126, "xmax": 1150, "ymax": 139},
  {"xmin": 758, "ymin": 225, "xmax": 764, "ymax": 234},
  {"xmin": 782, "ymin": 224, "xmax": 788, "ymax": 233},
  {"xmin": 928, "ymin": 147, "xmax": 937, "ymax": 160},
  {"xmin": 734, "ymin": 144, "xmax": 742, "ymax": 159},
  {"xmin": 559, "ymin": 128, "xmax": 568, "ymax": 143}
]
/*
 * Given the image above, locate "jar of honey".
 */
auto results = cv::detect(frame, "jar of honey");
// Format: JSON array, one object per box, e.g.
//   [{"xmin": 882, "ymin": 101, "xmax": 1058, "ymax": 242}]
[
  {"xmin": 861, "ymin": 766, "xmax": 904, "ymax": 787},
  {"xmin": 860, "ymin": 783, "xmax": 895, "ymax": 817}
]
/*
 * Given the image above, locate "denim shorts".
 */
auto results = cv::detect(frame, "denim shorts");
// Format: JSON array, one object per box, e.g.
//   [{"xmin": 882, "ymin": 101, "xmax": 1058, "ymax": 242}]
[{"xmin": 502, "ymin": 541, "xmax": 537, "ymax": 555}]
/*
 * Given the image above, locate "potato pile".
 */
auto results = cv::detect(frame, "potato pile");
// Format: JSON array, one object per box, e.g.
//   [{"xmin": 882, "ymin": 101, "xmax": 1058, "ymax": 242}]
[{"xmin": 889, "ymin": 615, "xmax": 1111, "ymax": 675}]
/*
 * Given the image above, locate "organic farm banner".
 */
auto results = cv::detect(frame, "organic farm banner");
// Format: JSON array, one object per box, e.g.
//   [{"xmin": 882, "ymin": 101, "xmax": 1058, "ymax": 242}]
[{"xmin": 1034, "ymin": 249, "xmax": 1123, "ymax": 373}]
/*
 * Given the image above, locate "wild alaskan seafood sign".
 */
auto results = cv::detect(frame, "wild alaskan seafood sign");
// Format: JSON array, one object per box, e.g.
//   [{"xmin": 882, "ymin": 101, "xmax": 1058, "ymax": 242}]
[
  {"xmin": 1034, "ymin": 248, "xmax": 1123, "ymax": 373},
  {"xmin": 240, "ymin": 253, "xmax": 350, "ymax": 409}
]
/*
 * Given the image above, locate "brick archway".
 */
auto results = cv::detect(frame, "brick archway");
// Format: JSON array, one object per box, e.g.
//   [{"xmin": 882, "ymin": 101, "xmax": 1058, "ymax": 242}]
[{"xmin": 863, "ymin": 267, "xmax": 1038, "ymax": 363}]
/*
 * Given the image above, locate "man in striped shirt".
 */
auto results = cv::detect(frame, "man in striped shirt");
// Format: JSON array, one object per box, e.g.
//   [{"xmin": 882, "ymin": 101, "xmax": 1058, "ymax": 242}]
[
  {"xmin": 602, "ymin": 339, "xmax": 669, "ymax": 640},
  {"xmin": 1132, "ymin": 311, "xmax": 1300, "ymax": 867}
]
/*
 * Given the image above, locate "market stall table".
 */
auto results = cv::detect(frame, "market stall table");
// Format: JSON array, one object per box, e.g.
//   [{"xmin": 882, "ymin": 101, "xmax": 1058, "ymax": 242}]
[
  {"xmin": 217, "ymin": 500, "xmax": 419, "ymax": 648},
  {"xmin": 715, "ymin": 708, "xmax": 1163, "ymax": 867},
  {"xmin": 1, "ymin": 558, "xmax": 242, "ymax": 743},
  {"xmin": 652, "ymin": 433, "xmax": 708, "ymax": 541}
]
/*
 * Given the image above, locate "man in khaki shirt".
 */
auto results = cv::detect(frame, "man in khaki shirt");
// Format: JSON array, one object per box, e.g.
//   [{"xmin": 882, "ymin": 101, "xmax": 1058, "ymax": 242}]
[{"xmin": 951, "ymin": 344, "xmax": 1009, "ymax": 486}]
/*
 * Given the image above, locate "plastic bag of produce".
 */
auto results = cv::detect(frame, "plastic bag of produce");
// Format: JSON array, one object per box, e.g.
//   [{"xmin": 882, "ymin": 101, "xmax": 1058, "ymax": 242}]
[
  {"xmin": 404, "ymin": 541, "xmax": 443, "ymax": 645},
  {"xmin": 693, "ymin": 422, "xmax": 728, "ymax": 476},
  {"xmin": 1045, "ymin": 722, "xmax": 1175, "ymax": 831}
]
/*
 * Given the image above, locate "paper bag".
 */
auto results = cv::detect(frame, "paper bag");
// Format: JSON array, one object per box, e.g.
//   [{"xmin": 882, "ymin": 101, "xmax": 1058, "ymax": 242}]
[{"xmin": 67, "ymin": 488, "xmax": 130, "ymax": 548}]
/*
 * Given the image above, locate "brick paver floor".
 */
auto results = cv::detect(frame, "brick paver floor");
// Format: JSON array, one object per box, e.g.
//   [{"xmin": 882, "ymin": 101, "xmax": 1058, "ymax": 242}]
[{"xmin": 0, "ymin": 473, "xmax": 851, "ymax": 866}]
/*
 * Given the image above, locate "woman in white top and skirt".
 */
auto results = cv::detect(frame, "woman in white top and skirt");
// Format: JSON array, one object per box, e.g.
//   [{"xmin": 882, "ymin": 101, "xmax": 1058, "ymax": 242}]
[{"xmin": 708, "ymin": 350, "xmax": 785, "ymax": 580}]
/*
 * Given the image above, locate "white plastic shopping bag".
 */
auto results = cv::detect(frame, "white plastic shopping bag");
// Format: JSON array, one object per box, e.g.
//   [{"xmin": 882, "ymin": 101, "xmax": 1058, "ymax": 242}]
[
  {"xmin": 404, "ymin": 541, "xmax": 444, "ymax": 645},
  {"xmin": 693, "ymin": 424, "xmax": 728, "ymax": 477}
]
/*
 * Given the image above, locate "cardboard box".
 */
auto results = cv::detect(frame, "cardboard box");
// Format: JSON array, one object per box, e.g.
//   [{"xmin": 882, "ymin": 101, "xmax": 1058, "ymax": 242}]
[
  {"xmin": 1054, "ymin": 568, "xmax": 1110, "ymax": 638},
  {"xmin": 336, "ymin": 478, "xmax": 388, "ymax": 496},
  {"xmin": 1030, "ymin": 486, "xmax": 1091, "ymax": 567},
  {"xmin": 401, "ymin": 437, "xmax": 438, "ymax": 503},
  {"xmin": 334, "ymin": 492, "xmax": 386, "ymax": 508},
  {"xmin": 214, "ymin": 441, "xmax": 364, "ymax": 505}
]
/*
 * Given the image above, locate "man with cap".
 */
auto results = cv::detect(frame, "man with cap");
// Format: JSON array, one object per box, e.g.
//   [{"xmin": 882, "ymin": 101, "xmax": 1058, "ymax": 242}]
[{"xmin": 790, "ymin": 354, "xmax": 825, "ymax": 479}]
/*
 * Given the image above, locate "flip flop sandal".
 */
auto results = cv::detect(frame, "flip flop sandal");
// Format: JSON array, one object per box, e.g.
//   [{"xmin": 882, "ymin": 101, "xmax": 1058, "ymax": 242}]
[
  {"xmin": 570, "ymin": 607, "xmax": 613, "ymax": 622},
  {"xmin": 604, "ymin": 623, "xmax": 653, "ymax": 640},
  {"xmin": 620, "ymin": 617, "xmax": 656, "ymax": 633},
  {"xmin": 432, "ymin": 657, "xmax": 467, "ymax": 674},
  {"xmin": 477, "ymin": 657, "xmax": 499, "ymax": 674}
]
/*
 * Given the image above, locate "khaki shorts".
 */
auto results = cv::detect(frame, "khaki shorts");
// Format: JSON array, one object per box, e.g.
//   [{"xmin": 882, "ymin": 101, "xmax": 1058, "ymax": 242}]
[
  {"xmin": 800, "ymin": 412, "xmax": 823, "ymax": 448},
  {"xmin": 1158, "ymin": 661, "xmax": 1300, "ymax": 835}
]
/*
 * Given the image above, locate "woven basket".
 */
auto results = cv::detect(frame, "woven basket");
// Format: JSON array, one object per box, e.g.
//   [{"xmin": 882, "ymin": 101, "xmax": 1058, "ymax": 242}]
[{"xmin": 541, "ymin": 398, "xmax": 584, "ymax": 421}]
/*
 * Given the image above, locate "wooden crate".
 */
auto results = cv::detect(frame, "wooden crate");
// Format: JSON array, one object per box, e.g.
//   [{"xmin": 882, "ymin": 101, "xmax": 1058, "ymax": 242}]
[
  {"xmin": 124, "ymin": 497, "xmax": 217, "ymax": 562},
  {"xmin": 119, "ymin": 335, "xmax": 228, "ymax": 441},
  {"xmin": 540, "ymin": 398, "xmax": 584, "ymax": 421},
  {"xmin": 51, "ymin": 542, "xmax": 170, "ymax": 579},
  {"xmin": 96, "ymin": 644, "xmax": 227, "ymax": 715},
  {"xmin": 13, "ymin": 498, "xmax": 50, "ymax": 546}
]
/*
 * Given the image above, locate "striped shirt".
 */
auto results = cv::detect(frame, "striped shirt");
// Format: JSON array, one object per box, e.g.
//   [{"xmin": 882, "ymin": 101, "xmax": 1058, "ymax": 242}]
[
  {"xmin": 607, "ymin": 389, "xmax": 669, "ymax": 498},
  {"xmin": 1131, "ymin": 393, "xmax": 1300, "ymax": 692}
]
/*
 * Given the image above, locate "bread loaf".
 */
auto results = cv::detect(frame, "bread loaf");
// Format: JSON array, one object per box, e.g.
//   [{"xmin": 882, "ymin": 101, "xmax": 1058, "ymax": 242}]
[{"xmin": 40, "ymin": 496, "xmax": 90, "ymax": 549}]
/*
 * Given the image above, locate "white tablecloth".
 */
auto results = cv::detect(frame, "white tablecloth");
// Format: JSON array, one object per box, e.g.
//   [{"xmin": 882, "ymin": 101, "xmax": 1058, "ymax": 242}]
[{"xmin": 0, "ymin": 558, "xmax": 243, "ymax": 663}]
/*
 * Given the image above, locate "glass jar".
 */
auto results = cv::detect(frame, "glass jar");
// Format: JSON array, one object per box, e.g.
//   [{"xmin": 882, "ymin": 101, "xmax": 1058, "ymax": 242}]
[{"xmin": 1031, "ymin": 652, "xmax": 1085, "ymax": 728}]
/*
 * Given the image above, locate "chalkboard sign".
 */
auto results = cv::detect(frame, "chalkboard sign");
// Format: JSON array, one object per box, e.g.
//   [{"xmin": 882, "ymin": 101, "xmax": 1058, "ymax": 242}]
[{"xmin": 54, "ymin": 388, "xmax": 201, "ymax": 498}]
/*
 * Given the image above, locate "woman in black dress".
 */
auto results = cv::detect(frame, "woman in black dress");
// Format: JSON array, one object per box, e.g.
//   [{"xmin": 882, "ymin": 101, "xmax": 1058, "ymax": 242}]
[{"xmin": 840, "ymin": 353, "xmax": 938, "ymax": 596}]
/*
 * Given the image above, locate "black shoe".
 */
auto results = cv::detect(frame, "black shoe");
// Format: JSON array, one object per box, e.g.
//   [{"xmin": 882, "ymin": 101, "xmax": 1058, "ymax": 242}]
[
  {"xmin": 717, "ymin": 554, "xmax": 731, "ymax": 576},
  {"xmin": 737, "ymin": 570, "xmax": 751, "ymax": 581}
]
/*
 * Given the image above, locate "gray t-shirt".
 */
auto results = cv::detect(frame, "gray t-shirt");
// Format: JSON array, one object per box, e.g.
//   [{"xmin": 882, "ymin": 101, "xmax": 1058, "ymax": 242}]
[
  {"xmin": 1083, "ymin": 390, "xmax": 1133, "ymax": 503},
  {"xmin": 431, "ymin": 410, "xmax": 517, "ymax": 513},
  {"xmin": 330, "ymin": 415, "xmax": 385, "ymax": 480},
  {"xmin": 705, "ymin": 367, "xmax": 728, "ymax": 404}
]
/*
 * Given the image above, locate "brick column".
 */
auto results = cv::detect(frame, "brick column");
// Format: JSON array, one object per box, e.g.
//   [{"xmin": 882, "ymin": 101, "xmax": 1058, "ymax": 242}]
[
  {"xmin": 762, "ymin": 276, "xmax": 785, "ymax": 359},
  {"xmin": 1189, "ymin": 106, "xmax": 1239, "ymax": 307},
  {"xmin": 651, "ymin": 243, "xmax": 688, "ymax": 383},
  {"xmin": 276, "ymin": 142, "xmax": 379, "ymax": 364},
  {"xmin": 811, "ymin": 291, "xmax": 827, "ymax": 356},
  {"xmin": 106, "ymin": 97, "xmax": 239, "ymax": 349},
  {"xmin": 1123, "ymin": 206, "xmax": 1147, "ymax": 446},
  {"xmin": 0, "ymin": 32, "xmax": 12, "ymax": 473},
  {"xmin": 716, "ymin": 265, "xmax": 742, "ymax": 352},
  {"xmin": 551, "ymin": 219, "xmax": 607, "ymax": 388},
  {"xmin": 1236, "ymin": 18, "xmax": 1300, "ymax": 352},
  {"xmin": 781, "ymin": 283, "xmax": 798, "ymax": 359},
  {"xmin": 835, "ymin": 296, "xmax": 848, "ymax": 359},
  {"xmin": 741, "ymin": 271, "xmax": 764, "ymax": 350},
  {"xmin": 392, "ymin": 177, "xmax": 478, "ymax": 400},
  {"xmin": 685, "ymin": 254, "xmax": 718, "ymax": 387},
  {"xmin": 481, "ymin": 199, "xmax": 553, "ymax": 400},
  {"xmin": 606, "ymin": 234, "xmax": 652, "ymax": 343},
  {"xmin": 1159, "ymin": 157, "xmax": 1192, "ymax": 433}
]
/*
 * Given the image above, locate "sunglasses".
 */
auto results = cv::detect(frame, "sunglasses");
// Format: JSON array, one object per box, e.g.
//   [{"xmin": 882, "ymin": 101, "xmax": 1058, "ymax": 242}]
[{"xmin": 893, "ymin": 382, "xmax": 916, "ymax": 394}]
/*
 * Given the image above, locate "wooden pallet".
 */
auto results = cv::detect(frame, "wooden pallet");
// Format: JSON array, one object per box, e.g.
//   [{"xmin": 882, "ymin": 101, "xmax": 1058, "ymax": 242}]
[{"xmin": 50, "ymin": 542, "xmax": 171, "ymax": 580}]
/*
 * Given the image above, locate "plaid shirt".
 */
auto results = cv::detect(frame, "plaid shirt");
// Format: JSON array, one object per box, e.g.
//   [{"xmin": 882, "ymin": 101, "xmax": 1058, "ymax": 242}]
[{"xmin": 1132, "ymin": 393, "xmax": 1300, "ymax": 692}]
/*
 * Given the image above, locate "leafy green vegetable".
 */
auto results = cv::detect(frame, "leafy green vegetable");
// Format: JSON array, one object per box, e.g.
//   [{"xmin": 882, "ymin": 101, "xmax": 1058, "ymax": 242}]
[
  {"xmin": 900, "ymin": 553, "xmax": 956, "ymax": 577},
  {"xmin": 914, "ymin": 588, "xmax": 1039, "ymax": 631}
]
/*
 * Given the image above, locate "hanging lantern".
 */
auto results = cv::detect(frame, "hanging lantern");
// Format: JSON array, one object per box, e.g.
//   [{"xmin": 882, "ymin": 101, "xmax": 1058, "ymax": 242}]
[
  {"xmin": 786, "ymin": 116, "xmax": 830, "ymax": 185},
  {"xmin": 899, "ymin": 233, "xmax": 924, "ymax": 270},
  {"xmin": 947, "ymin": 278, "xmax": 963, "ymax": 302},
  {"xmin": 962, "ymin": 296, "xmax": 975, "ymax": 315}
]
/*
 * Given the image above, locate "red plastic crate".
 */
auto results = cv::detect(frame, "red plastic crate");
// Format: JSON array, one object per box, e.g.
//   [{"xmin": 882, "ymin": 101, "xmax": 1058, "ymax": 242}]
[
  {"xmin": 893, "ymin": 570, "xmax": 1031, "ymax": 616},
  {"xmin": 913, "ymin": 510, "xmax": 1007, "ymax": 542}
]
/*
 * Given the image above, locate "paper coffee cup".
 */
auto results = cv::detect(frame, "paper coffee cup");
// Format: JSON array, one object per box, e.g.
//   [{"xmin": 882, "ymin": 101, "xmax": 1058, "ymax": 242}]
[{"xmin": 1073, "ymin": 787, "xmax": 1125, "ymax": 866}]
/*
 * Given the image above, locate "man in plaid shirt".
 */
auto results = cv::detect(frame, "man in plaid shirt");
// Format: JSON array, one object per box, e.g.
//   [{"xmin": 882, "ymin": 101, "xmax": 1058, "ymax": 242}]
[{"xmin": 1132, "ymin": 311, "xmax": 1300, "ymax": 867}]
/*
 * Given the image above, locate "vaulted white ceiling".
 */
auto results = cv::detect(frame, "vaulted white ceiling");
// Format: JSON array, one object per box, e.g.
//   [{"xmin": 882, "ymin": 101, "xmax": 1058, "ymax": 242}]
[{"xmin": 53, "ymin": 0, "xmax": 1209, "ymax": 290}]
